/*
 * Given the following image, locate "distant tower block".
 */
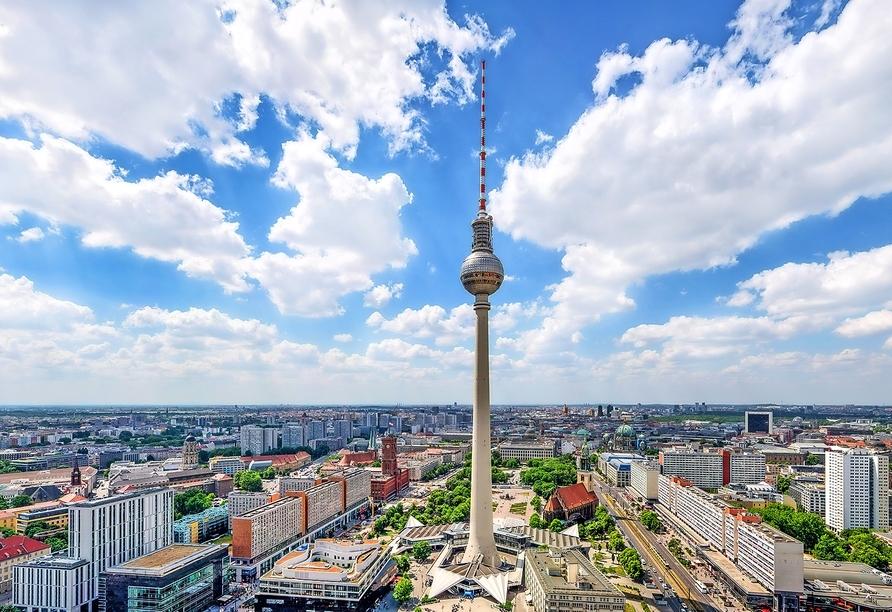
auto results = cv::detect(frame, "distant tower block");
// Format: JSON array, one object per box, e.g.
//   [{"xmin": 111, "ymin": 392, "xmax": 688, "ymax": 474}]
[
  {"xmin": 182, "ymin": 434, "xmax": 199, "ymax": 470},
  {"xmin": 459, "ymin": 59, "xmax": 504, "ymax": 568}
]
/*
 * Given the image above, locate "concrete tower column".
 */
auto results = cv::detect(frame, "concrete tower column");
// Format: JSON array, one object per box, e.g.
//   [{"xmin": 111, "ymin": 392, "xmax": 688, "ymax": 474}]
[{"xmin": 462, "ymin": 294, "xmax": 499, "ymax": 565}]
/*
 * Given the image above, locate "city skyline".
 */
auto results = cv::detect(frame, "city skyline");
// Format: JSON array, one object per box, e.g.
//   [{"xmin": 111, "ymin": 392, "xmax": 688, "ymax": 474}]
[{"xmin": 2, "ymin": 0, "xmax": 892, "ymax": 405}]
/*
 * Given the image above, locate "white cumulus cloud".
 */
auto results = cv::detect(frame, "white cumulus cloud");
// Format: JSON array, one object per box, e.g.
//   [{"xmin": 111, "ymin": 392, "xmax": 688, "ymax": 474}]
[{"xmin": 490, "ymin": 0, "xmax": 892, "ymax": 352}]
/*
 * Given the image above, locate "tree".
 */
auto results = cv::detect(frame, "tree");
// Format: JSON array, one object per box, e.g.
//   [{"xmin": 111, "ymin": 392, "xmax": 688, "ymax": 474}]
[
  {"xmin": 260, "ymin": 466, "xmax": 276, "ymax": 480},
  {"xmin": 174, "ymin": 489, "xmax": 214, "ymax": 519},
  {"xmin": 549, "ymin": 518, "xmax": 564, "ymax": 532},
  {"xmin": 504, "ymin": 458, "xmax": 520, "ymax": 469},
  {"xmin": 0, "ymin": 527, "xmax": 15, "ymax": 538},
  {"xmin": 394, "ymin": 553, "xmax": 411, "ymax": 574},
  {"xmin": 373, "ymin": 517, "xmax": 389, "ymax": 536},
  {"xmin": 805, "ymin": 454, "xmax": 821, "ymax": 466},
  {"xmin": 531, "ymin": 496, "xmax": 543, "ymax": 513},
  {"xmin": 619, "ymin": 548, "xmax": 645, "ymax": 581},
  {"xmin": 118, "ymin": 430, "xmax": 133, "ymax": 442},
  {"xmin": 529, "ymin": 513, "xmax": 543, "ymax": 529},
  {"xmin": 491, "ymin": 449, "xmax": 502, "ymax": 467},
  {"xmin": 639, "ymin": 510, "xmax": 662, "ymax": 532},
  {"xmin": 238, "ymin": 471, "xmax": 263, "ymax": 492},
  {"xmin": 25, "ymin": 521, "xmax": 52, "ymax": 538},
  {"xmin": 0, "ymin": 497, "xmax": 8, "ymax": 511},
  {"xmin": 393, "ymin": 576, "xmax": 413, "ymax": 604},
  {"xmin": 46, "ymin": 535, "xmax": 68, "ymax": 552},
  {"xmin": 11, "ymin": 494, "xmax": 33, "ymax": 508},
  {"xmin": 413, "ymin": 541, "xmax": 432, "ymax": 563},
  {"xmin": 813, "ymin": 533, "xmax": 848, "ymax": 561},
  {"xmin": 0, "ymin": 605, "xmax": 22, "ymax": 612},
  {"xmin": 775, "ymin": 475, "xmax": 792, "ymax": 494},
  {"xmin": 608, "ymin": 529, "xmax": 626, "ymax": 554}
]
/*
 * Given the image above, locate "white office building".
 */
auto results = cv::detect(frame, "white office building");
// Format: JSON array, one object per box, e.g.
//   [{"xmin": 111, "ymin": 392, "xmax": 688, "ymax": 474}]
[
  {"xmin": 14, "ymin": 487, "xmax": 174, "ymax": 612},
  {"xmin": 825, "ymin": 447, "xmax": 889, "ymax": 533}
]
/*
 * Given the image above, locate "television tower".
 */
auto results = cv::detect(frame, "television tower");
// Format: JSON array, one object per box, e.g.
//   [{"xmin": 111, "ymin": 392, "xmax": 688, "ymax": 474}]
[{"xmin": 460, "ymin": 59, "xmax": 504, "ymax": 566}]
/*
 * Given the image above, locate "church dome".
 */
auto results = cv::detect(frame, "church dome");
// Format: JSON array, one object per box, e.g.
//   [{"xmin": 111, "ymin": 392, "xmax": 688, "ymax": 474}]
[
  {"xmin": 184, "ymin": 434, "xmax": 196, "ymax": 443},
  {"xmin": 575, "ymin": 429, "xmax": 590, "ymax": 437},
  {"xmin": 615, "ymin": 423, "xmax": 635, "ymax": 438}
]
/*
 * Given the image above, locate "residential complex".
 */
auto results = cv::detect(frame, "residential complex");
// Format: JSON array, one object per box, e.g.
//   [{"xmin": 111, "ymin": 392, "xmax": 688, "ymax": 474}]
[
  {"xmin": 658, "ymin": 475, "xmax": 803, "ymax": 610},
  {"xmin": 825, "ymin": 447, "xmax": 889, "ymax": 532}
]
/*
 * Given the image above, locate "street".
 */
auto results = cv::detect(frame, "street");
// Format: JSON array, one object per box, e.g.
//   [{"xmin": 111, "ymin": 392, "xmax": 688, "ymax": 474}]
[{"xmin": 594, "ymin": 477, "xmax": 721, "ymax": 612}]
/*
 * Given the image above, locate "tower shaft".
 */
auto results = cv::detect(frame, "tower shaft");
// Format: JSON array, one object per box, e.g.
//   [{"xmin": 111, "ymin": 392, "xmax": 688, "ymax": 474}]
[{"xmin": 462, "ymin": 294, "xmax": 499, "ymax": 565}]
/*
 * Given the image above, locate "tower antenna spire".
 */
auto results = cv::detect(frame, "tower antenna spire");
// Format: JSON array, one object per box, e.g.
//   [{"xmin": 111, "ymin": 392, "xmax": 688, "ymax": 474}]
[{"xmin": 478, "ymin": 60, "xmax": 487, "ymax": 212}]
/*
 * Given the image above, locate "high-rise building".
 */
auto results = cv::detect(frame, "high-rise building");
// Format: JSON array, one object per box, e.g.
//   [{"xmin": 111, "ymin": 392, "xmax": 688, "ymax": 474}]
[
  {"xmin": 306, "ymin": 420, "xmax": 325, "ymax": 441},
  {"xmin": 364, "ymin": 412, "xmax": 378, "ymax": 428},
  {"xmin": 334, "ymin": 419, "xmax": 352, "ymax": 441},
  {"xmin": 745, "ymin": 411, "xmax": 774, "ymax": 434},
  {"xmin": 825, "ymin": 448, "xmax": 889, "ymax": 533},
  {"xmin": 282, "ymin": 422, "xmax": 306, "ymax": 448},
  {"xmin": 13, "ymin": 488, "xmax": 175, "ymax": 612},
  {"xmin": 240, "ymin": 425, "xmax": 278, "ymax": 456}
]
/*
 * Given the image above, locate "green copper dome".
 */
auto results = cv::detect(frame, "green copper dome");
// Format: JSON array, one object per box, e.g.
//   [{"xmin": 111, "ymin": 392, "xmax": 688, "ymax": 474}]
[{"xmin": 615, "ymin": 423, "xmax": 636, "ymax": 438}]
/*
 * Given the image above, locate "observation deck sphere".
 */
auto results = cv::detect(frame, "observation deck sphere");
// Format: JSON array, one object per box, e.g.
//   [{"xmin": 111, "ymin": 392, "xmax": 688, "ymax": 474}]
[{"xmin": 460, "ymin": 250, "xmax": 504, "ymax": 296}]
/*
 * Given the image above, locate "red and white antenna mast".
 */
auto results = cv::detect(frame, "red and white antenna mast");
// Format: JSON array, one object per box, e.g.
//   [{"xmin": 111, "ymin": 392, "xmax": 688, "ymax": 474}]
[{"xmin": 478, "ymin": 60, "xmax": 487, "ymax": 212}]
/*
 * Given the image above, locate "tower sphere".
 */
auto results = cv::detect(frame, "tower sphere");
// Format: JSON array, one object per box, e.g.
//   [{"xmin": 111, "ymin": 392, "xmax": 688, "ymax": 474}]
[{"xmin": 460, "ymin": 250, "xmax": 504, "ymax": 296}]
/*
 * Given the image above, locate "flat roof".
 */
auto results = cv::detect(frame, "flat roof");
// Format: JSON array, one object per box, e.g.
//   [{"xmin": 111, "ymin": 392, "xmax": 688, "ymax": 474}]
[{"xmin": 117, "ymin": 544, "xmax": 220, "ymax": 571}]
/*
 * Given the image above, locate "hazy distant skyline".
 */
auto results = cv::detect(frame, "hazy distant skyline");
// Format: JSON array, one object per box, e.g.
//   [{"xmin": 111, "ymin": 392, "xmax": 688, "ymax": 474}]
[{"xmin": 2, "ymin": 0, "xmax": 891, "ymax": 405}]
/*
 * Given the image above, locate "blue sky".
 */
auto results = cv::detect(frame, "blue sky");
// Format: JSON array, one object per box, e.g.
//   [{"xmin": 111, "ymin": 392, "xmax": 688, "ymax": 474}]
[{"xmin": 2, "ymin": 0, "xmax": 891, "ymax": 405}]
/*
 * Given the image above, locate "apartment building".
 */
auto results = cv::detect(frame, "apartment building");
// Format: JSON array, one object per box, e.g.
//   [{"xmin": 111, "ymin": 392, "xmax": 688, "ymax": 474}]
[
  {"xmin": 730, "ymin": 453, "xmax": 767, "ymax": 484},
  {"xmin": 0, "ymin": 536, "xmax": 49, "ymax": 593},
  {"xmin": 281, "ymin": 422, "xmax": 306, "ymax": 448},
  {"xmin": 789, "ymin": 480, "xmax": 826, "ymax": 517},
  {"xmin": 825, "ymin": 447, "xmax": 889, "ymax": 533},
  {"xmin": 630, "ymin": 460, "xmax": 660, "ymax": 501},
  {"xmin": 14, "ymin": 487, "xmax": 175, "ymax": 612},
  {"xmin": 660, "ymin": 450, "xmax": 724, "ymax": 489},
  {"xmin": 231, "ymin": 497, "xmax": 304, "ymax": 582},
  {"xmin": 227, "ymin": 491, "xmax": 271, "ymax": 528},
  {"xmin": 658, "ymin": 475, "xmax": 802, "ymax": 608},
  {"xmin": 240, "ymin": 426, "xmax": 279, "ymax": 456}
]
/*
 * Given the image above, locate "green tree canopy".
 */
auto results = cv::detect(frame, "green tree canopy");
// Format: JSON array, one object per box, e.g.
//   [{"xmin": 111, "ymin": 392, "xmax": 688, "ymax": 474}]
[
  {"xmin": 519, "ymin": 454, "xmax": 577, "ymax": 500},
  {"xmin": 238, "ymin": 471, "xmax": 263, "ymax": 492},
  {"xmin": 608, "ymin": 529, "xmax": 626, "ymax": 553},
  {"xmin": 394, "ymin": 553, "xmax": 411, "ymax": 574},
  {"xmin": 529, "ymin": 513, "xmax": 543, "ymax": 529},
  {"xmin": 618, "ymin": 548, "xmax": 645, "ymax": 581},
  {"xmin": 393, "ymin": 577, "xmax": 413, "ymax": 604},
  {"xmin": 639, "ymin": 510, "xmax": 662, "ymax": 532},
  {"xmin": 174, "ymin": 489, "xmax": 214, "ymax": 520},
  {"xmin": 549, "ymin": 518, "xmax": 564, "ymax": 532},
  {"xmin": 805, "ymin": 454, "xmax": 821, "ymax": 466},
  {"xmin": 775, "ymin": 475, "xmax": 792, "ymax": 494},
  {"xmin": 11, "ymin": 494, "xmax": 33, "ymax": 508},
  {"xmin": 412, "ymin": 541, "xmax": 432, "ymax": 563}
]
